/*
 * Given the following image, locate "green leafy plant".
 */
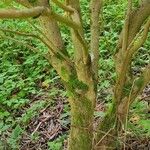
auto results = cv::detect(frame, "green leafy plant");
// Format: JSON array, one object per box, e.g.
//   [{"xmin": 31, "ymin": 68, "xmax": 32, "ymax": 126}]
[
  {"xmin": 48, "ymin": 135, "xmax": 67, "ymax": 150},
  {"xmin": 7, "ymin": 125, "xmax": 23, "ymax": 149}
]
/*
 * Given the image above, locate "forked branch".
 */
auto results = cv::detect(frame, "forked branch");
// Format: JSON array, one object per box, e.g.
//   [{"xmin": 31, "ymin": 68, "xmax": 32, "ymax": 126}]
[
  {"xmin": 115, "ymin": 18, "xmax": 150, "ymax": 103},
  {"xmin": 117, "ymin": 1, "xmax": 150, "ymax": 50},
  {"xmin": 114, "ymin": 0, "xmax": 133, "ymax": 102},
  {"xmin": 0, "ymin": 7, "xmax": 80, "ymax": 30},
  {"xmin": 49, "ymin": 10, "xmax": 81, "ymax": 30}
]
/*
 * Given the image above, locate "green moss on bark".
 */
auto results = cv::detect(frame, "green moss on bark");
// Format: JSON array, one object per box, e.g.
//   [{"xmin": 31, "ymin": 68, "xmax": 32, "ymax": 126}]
[
  {"xmin": 68, "ymin": 96, "xmax": 94, "ymax": 150},
  {"xmin": 28, "ymin": 0, "xmax": 37, "ymax": 3},
  {"xmin": 67, "ymin": 74, "xmax": 89, "ymax": 91}
]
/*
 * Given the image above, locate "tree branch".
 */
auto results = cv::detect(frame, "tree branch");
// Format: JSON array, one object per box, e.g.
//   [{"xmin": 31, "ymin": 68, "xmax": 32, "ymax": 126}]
[
  {"xmin": 0, "ymin": 0, "xmax": 75, "ymax": 85},
  {"xmin": 114, "ymin": 0, "xmax": 133, "ymax": 102},
  {"xmin": 117, "ymin": 1, "xmax": 150, "ymax": 50},
  {"xmin": 27, "ymin": 19, "xmax": 63, "ymax": 53},
  {"xmin": 128, "ymin": 18, "xmax": 150, "ymax": 56},
  {"xmin": 68, "ymin": 0, "xmax": 90, "ymax": 64},
  {"xmin": 90, "ymin": 0, "xmax": 103, "ymax": 80},
  {"xmin": 0, "ymin": 6, "xmax": 80, "ymax": 30},
  {"xmin": 122, "ymin": 0, "xmax": 132, "ymax": 53},
  {"xmin": 0, "ymin": 27, "xmax": 48, "ymax": 46},
  {"xmin": 0, "ymin": 34, "xmax": 39, "ymax": 53},
  {"xmin": 0, "ymin": 33, "xmax": 55, "ymax": 69},
  {"xmin": 74, "ymin": 30, "xmax": 89, "ymax": 64},
  {"xmin": 51, "ymin": 0, "xmax": 74, "ymax": 12},
  {"xmin": 114, "ymin": 18, "xmax": 150, "ymax": 103},
  {"xmin": 0, "ymin": 27, "xmax": 73, "ymax": 65},
  {"xmin": 128, "ymin": 1, "xmax": 150, "ymax": 44},
  {"xmin": 130, "ymin": 64, "xmax": 150, "ymax": 104},
  {"xmin": 0, "ymin": 6, "xmax": 44, "ymax": 19},
  {"xmin": 49, "ymin": 10, "xmax": 81, "ymax": 30}
]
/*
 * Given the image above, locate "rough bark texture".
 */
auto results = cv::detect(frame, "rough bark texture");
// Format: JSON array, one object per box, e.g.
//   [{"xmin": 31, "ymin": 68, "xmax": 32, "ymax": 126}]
[
  {"xmin": 66, "ymin": 1, "xmax": 97, "ymax": 149},
  {"xmin": 67, "ymin": 80, "xmax": 96, "ymax": 150},
  {"xmin": 68, "ymin": 95, "xmax": 95, "ymax": 150},
  {"xmin": 95, "ymin": 105, "xmax": 117, "ymax": 150}
]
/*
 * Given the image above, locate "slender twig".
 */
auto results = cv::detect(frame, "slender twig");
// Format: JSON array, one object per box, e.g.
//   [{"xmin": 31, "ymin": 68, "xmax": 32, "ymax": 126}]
[
  {"xmin": 51, "ymin": 0, "xmax": 74, "ymax": 12},
  {"xmin": 141, "ymin": 95, "xmax": 150, "ymax": 100},
  {"xmin": 130, "ymin": 64, "xmax": 150, "ymax": 104},
  {"xmin": 0, "ymin": 34, "xmax": 54, "ymax": 65},
  {"xmin": 94, "ymin": 129, "xmax": 133, "ymax": 150},
  {"xmin": 0, "ymin": 27, "xmax": 50, "ymax": 47},
  {"xmin": 0, "ymin": 34, "xmax": 52, "ymax": 63},
  {"xmin": 1, "ymin": 28, "xmax": 73, "ymax": 65},
  {"xmin": 27, "ymin": 20, "xmax": 73, "ymax": 65},
  {"xmin": 95, "ymin": 128, "xmax": 113, "ymax": 148},
  {"xmin": 0, "ymin": 34, "xmax": 39, "ymax": 53},
  {"xmin": 27, "ymin": 19, "xmax": 53, "ymax": 45},
  {"xmin": 49, "ymin": 10, "xmax": 81, "ymax": 30},
  {"xmin": 31, "ymin": 122, "xmax": 42, "ymax": 135},
  {"xmin": 0, "ymin": 27, "xmax": 55, "ymax": 53}
]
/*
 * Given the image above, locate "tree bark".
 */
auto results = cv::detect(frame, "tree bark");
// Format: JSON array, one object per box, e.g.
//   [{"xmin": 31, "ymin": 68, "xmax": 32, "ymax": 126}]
[
  {"xmin": 94, "ymin": 104, "xmax": 118, "ymax": 150},
  {"xmin": 68, "ymin": 95, "xmax": 95, "ymax": 150},
  {"xmin": 64, "ymin": 69, "xmax": 96, "ymax": 150}
]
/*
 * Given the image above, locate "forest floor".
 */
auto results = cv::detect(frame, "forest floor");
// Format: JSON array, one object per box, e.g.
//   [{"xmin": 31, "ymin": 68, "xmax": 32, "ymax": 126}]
[{"xmin": 19, "ymin": 82, "xmax": 150, "ymax": 150}]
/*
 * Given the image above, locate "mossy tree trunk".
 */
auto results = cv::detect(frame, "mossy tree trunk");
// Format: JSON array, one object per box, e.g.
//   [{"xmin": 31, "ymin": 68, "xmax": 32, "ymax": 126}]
[
  {"xmin": 0, "ymin": 0, "xmax": 150, "ymax": 150},
  {"xmin": 67, "ymin": 94, "xmax": 95, "ymax": 150},
  {"xmin": 95, "ymin": 1, "xmax": 150, "ymax": 149}
]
